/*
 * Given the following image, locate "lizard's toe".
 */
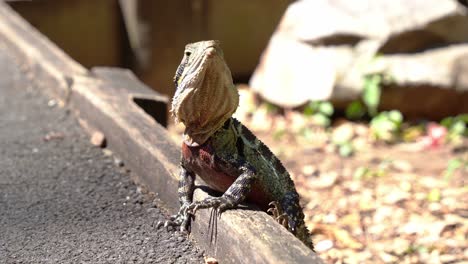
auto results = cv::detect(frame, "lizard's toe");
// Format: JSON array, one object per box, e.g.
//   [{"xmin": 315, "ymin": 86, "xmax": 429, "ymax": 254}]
[
  {"xmin": 156, "ymin": 203, "xmax": 192, "ymax": 232},
  {"xmin": 155, "ymin": 219, "xmax": 177, "ymax": 231},
  {"xmin": 268, "ymin": 201, "xmax": 280, "ymax": 208},
  {"xmin": 277, "ymin": 213, "xmax": 290, "ymax": 229},
  {"xmin": 188, "ymin": 196, "xmax": 234, "ymax": 215},
  {"xmin": 268, "ymin": 200, "xmax": 297, "ymax": 231},
  {"xmin": 216, "ymin": 201, "xmax": 233, "ymax": 214}
]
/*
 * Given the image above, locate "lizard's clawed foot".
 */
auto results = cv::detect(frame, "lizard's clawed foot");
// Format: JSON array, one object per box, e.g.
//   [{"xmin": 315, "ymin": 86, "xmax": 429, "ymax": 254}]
[
  {"xmin": 268, "ymin": 201, "xmax": 290, "ymax": 230},
  {"xmin": 156, "ymin": 196, "xmax": 236, "ymax": 233},
  {"xmin": 156, "ymin": 203, "xmax": 192, "ymax": 233},
  {"xmin": 188, "ymin": 196, "xmax": 234, "ymax": 215}
]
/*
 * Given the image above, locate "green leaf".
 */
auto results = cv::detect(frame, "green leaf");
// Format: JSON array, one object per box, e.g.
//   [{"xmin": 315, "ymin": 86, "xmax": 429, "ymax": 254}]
[
  {"xmin": 370, "ymin": 111, "xmax": 403, "ymax": 142},
  {"xmin": 443, "ymin": 158, "xmax": 463, "ymax": 181},
  {"xmin": 440, "ymin": 117, "xmax": 454, "ymax": 128},
  {"xmin": 353, "ymin": 166, "xmax": 369, "ymax": 180},
  {"xmin": 362, "ymin": 74, "xmax": 382, "ymax": 117},
  {"xmin": 372, "ymin": 118, "xmax": 396, "ymax": 132},
  {"xmin": 450, "ymin": 120, "xmax": 465, "ymax": 135},
  {"xmin": 338, "ymin": 143, "xmax": 354, "ymax": 157},
  {"xmin": 303, "ymin": 102, "xmax": 317, "ymax": 116},
  {"xmin": 318, "ymin": 102, "xmax": 334, "ymax": 116},
  {"xmin": 312, "ymin": 113, "xmax": 331, "ymax": 127},
  {"xmin": 388, "ymin": 110, "xmax": 403, "ymax": 124},
  {"xmin": 345, "ymin": 101, "xmax": 366, "ymax": 120},
  {"xmin": 441, "ymin": 114, "xmax": 467, "ymax": 137},
  {"xmin": 456, "ymin": 114, "xmax": 468, "ymax": 123}
]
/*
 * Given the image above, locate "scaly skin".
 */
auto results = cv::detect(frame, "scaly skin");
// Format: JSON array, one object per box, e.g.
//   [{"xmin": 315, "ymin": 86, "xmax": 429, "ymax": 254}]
[{"xmin": 162, "ymin": 40, "xmax": 314, "ymax": 250}]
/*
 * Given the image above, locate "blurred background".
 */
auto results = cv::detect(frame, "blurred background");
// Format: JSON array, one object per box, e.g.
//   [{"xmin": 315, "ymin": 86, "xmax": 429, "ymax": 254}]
[
  {"xmin": 7, "ymin": 0, "xmax": 467, "ymax": 263},
  {"xmin": 8, "ymin": 0, "xmax": 468, "ymax": 120},
  {"xmin": 8, "ymin": 0, "xmax": 289, "ymax": 96}
]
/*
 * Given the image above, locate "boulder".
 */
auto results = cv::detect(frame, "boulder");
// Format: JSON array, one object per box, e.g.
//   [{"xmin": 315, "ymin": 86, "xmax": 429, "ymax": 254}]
[
  {"xmin": 250, "ymin": 0, "xmax": 468, "ymax": 118},
  {"xmin": 249, "ymin": 34, "xmax": 353, "ymax": 106}
]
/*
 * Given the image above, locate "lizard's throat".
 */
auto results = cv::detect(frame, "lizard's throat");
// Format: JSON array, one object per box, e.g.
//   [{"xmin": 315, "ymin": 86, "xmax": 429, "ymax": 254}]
[{"xmin": 172, "ymin": 62, "xmax": 239, "ymax": 146}]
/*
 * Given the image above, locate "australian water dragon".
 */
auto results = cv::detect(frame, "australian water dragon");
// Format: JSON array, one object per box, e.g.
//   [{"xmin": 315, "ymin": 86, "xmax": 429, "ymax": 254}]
[{"xmin": 160, "ymin": 40, "xmax": 313, "ymax": 250}]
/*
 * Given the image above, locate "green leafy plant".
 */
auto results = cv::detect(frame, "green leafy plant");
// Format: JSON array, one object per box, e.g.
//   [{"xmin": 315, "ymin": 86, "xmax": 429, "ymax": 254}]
[
  {"xmin": 303, "ymin": 101, "xmax": 334, "ymax": 127},
  {"xmin": 440, "ymin": 114, "xmax": 468, "ymax": 142},
  {"xmin": 362, "ymin": 74, "xmax": 383, "ymax": 117},
  {"xmin": 345, "ymin": 101, "xmax": 366, "ymax": 120},
  {"xmin": 370, "ymin": 110, "xmax": 403, "ymax": 142},
  {"xmin": 345, "ymin": 72, "xmax": 388, "ymax": 120},
  {"xmin": 346, "ymin": 67, "xmax": 398, "ymax": 119},
  {"xmin": 344, "ymin": 72, "xmax": 405, "ymax": 143}
]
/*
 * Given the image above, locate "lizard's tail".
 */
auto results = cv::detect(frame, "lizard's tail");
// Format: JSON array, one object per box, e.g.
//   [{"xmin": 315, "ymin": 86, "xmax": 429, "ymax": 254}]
[
  {"xmin": 281, "ymin": 191, "xmax": 314, "ymax": 250},
  {"xmin": 296, "ymin": 224, "xmax": 315, "ymax": 251}
]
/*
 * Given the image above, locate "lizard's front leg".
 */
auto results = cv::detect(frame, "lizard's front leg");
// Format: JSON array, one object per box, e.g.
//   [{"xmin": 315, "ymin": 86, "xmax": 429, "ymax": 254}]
[
  {"xmin": 189, "ymin": 161, "xmax": 257, "ymax": 214},
  {"xmin": 158, "ymin": 164, "xmax": 195, "ymax": 232}
]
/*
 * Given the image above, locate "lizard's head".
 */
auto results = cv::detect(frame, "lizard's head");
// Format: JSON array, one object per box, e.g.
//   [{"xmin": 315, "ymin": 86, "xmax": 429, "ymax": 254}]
[{"xmin": 171, "ymin": 40, "xmax": 239, "ymax": 146}]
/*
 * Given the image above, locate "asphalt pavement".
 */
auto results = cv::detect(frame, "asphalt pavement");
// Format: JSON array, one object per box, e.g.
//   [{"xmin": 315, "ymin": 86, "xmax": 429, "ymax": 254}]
[{"xmin": 0, "ymin": 46, "xmax": 204, "ymax": 263}]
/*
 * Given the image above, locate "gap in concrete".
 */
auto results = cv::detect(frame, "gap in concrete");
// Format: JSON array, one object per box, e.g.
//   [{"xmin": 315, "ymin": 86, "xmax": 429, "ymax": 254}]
[{"xmin": 132, "ymin": 96, "xmax": 168, "ymax": 127}]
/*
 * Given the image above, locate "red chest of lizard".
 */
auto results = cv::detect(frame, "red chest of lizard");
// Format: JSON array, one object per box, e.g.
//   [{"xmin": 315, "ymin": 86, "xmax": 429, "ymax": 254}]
[{"xmin": 181, "ymin": 142, "xmax": 271, "ymax": 209}]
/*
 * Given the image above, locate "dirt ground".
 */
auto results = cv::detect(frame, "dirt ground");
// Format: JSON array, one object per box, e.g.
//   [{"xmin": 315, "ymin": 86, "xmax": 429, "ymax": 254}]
[
  {"xmin": 254, "ymin": 125, "xmax": 466, "ymax": 264},
  {"xmin": 168, "ymin": 88, "xmax": 467, "ymax": 264}
]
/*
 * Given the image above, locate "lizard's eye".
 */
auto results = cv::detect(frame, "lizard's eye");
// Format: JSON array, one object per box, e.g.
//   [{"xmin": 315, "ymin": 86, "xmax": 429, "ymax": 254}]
[{"xmin": 185, "ymin": 51, "xmax": 191, "ymax": 57}]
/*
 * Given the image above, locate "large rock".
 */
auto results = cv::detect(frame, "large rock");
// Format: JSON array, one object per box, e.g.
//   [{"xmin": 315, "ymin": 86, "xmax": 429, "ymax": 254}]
[
  {"xmin": 250, "ymin": 34, "xmax": 353, "ymax": 105},
  {"xmin": 376, "ymin": 45, "xmax": 468, "ymax": 89},
  {"xmin": 250, "ymin": 0, "xmax": 468, "ymax": 118}
]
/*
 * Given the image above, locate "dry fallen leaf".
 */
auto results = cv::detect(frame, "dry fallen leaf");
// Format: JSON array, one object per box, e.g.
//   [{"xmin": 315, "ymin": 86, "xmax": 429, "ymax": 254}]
[
  {"xmin": 301, "ymin": 164, "xmax": 317, "ymax": 175},
  {"xmin": 312, "ymin": 224, "xmax": 363, "ymax": 250},
  {"xmin": 307, "ymin": 171, "xmax": 338, "ymax": 189},
  {"xmin": 333, "ymin": 228, "xmax": 363, "ymax": 250},
  {"xmin": 315, "ymin": 239, "xmax": 334, "ymax": 252}
]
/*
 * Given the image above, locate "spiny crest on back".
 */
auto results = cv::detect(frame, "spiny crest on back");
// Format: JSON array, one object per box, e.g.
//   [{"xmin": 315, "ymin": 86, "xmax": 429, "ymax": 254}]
[{"xmin": 171, "ymin": 40, "xmax": 239, "ymax": 146}]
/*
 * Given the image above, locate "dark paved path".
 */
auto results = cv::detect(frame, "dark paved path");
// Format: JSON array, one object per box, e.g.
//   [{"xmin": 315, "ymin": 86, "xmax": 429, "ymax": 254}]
[{"xmin": 0, "ymin": 46, "xmax": 203, "ymax": 263}]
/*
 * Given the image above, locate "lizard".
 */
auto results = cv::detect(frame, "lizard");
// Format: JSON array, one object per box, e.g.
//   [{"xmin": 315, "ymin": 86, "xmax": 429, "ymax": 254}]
[{"xmin": 161, "ymin": 40, "xmax": 314, "ymax": 250}]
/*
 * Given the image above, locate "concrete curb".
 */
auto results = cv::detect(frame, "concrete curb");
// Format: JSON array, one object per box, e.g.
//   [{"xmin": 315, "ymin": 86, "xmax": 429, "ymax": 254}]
[{"xmin": 0, "ymin": 2, "xmax": 323, "ymax": 263}]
